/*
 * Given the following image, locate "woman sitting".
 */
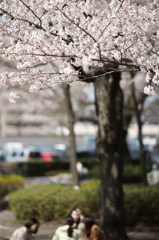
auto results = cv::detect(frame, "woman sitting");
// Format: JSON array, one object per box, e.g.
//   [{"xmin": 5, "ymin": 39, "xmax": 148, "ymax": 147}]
[
  {"xmin": 52, "ymin": 216, "xmax": 79, "ymax": 240},
  {"xmin": 10, "ymin": 218, "xmax": 39, "ymax": 240},
  {"xmin": 82, "ymin": 216, "xmax": 107, "ymax": 240}
]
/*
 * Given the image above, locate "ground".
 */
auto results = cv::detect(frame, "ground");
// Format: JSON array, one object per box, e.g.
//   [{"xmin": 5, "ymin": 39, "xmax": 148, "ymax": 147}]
[
  {"xmin": 0, "ymin": 210, "xmax": 159, "ymax": 240},
  {"xmin": 0, "ymin": 178, "xmax": 159, "ymax": 240}
]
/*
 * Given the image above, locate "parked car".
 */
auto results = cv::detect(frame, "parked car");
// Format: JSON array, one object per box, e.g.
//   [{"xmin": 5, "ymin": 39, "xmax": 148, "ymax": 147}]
[
  {"xmin": 52, "ymin": 144, "xmax": 68, "ymax": 159},
  {"xmin": 27, "ymin": 145, "xmax": 59, "ymax": 162},
  {"xmin": 76, "ymin": 147, "xmax": 97, "ymax": 158},
  {"xmin": 0, "ymin": 145, "xmax": 5, "ymax": 161},
  {"xmin": 3, "ymin": 142, "xmax": 28, "ymax": 162},
  {"xmin": 40, "ymin": 151, "xmax": 59, "ymax": 162}
]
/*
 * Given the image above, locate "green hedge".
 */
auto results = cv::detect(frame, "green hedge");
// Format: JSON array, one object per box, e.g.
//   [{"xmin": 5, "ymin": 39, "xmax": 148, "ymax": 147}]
[
  {"xmin": 0, "ymin": 175, "xmax": 24, "ymax": 200},
  {"xmin": 84, "ymin": 164, "xmax": 152, "ymax": 183},
  {"xmin": 124, "ymin": 185, "xmax": 159, "ymax": 226},
  {"xmin": 122, "ymin": 164, "xmax": 152, "ymax": 183},
  {"xmin": 9, "ymin": 181, "xmax": 99, "ymax": 221},
  {"xmin": 9, "ymin": 181, "xmax": 159, "ymax": 226},
  {"xmin": 3, "ymin": 161, "xmax": 70, "ymax": 177},
  {"xmin": 1, "ymin": 161, "xmax": 152, "ymax": 184}
]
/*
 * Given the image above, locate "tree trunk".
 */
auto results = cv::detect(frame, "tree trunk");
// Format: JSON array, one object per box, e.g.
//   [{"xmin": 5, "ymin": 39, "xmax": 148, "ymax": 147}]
[
  {"xmin": 123, "ymin": 94, "xmax": 134, "ymax": 165},
  {"xmin": 1, "ymin": 109, "xmax": 6, "ymax": 140},
  {"xmin": 94, "ymin": 73, "xmax": 128, "ymax": 240},
  {"xmin": 131, "ymin": 82, "xmax": 147, "ymax": 186},
  {"xmin": 123, "ymin": 124, "xmax": 132, "ymax": 165},
  {"xmin": 63, "ymin": 84, "xmax": 79, "ymax": 187}
]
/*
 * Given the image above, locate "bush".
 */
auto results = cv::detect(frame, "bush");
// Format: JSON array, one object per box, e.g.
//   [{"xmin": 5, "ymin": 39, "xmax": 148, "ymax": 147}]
[
  {"xmin": 9, "ymin": 181, "xmax": 159, "ymax": 226},
  {"xmin": 84, "ymin": 164, "xmax": 152, "ymax": 183},
  {"xmin": 1, "ymin": 161, "xmax": 70, "ymax": 177},
  {"xmin": 122, "ymin": 164, "xmax": 152, "ymax": 184},
  {"xmin": 1, "ymin": 161, "xmax": 153, "ymax": 183},
  {"xmin": 9, "ymin": 181, "xmax": 100, "ymax": 222},
  {"xmin": 0, "ymin": 175, "xmax": 24, "ymax": 199},
  {"xmin": 124, "ymin": 185, "xmax": 159, "ymax": 226}
]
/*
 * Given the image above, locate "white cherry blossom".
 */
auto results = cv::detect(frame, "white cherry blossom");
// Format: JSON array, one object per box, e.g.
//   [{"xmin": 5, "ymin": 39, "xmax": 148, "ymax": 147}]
[
  {"xmin": 0, "ymin": 0, "xmax": 158, "ymax": 98},
  {"xmin": 9, "ymin": 92, "xmax": 20, "ymax": 103}
]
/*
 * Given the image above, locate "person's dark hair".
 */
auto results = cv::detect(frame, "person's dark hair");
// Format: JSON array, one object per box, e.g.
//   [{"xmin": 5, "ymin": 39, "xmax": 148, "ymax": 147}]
[
  {"xmin": 83, "ymin": 216, "xmax": 95, "ymax": 237},
  {"xmin": 69, "ymin": 207, "xmax": 80, "ymax": 227},
  {"xmin": 65, "ymin": 216, "xmax": 74, "ymax": 237},
  {"xmin": 70, "ymin": 207, "xmax": 79, "ymax": 212},
  {"xmin": 24, "ymin": 218, "xmax": 39, "ymax": 229}
]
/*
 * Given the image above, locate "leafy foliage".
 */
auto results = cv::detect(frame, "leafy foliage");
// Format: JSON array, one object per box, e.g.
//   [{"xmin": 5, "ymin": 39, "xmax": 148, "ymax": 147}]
[
  {"xmin": 0, "ymin": 174, "xmax": 24, "ymax": 199},
  {"xmin": 124, "ymin": 185, "xmax": 159, "ymax": 226},
  {"xmin": 2, "ymin": 161, "xmax": 152, "ymax": 184},
  {"xmin": 9, "ymin": 181, "xmax": 100, "ymax": 222},
  {"xmin": 9, "ymin": 181, "xmax": 159, "ymax": 226}
]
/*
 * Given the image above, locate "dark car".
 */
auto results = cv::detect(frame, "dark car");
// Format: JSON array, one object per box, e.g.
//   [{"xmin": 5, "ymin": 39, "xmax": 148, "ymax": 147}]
[
  {"xmin": 28, "ymin": 145, "xmax": 59, "ymax": 162},
  {"xmin": 76, "ymin": 147, "xmax": 97, "ymax": 159}
]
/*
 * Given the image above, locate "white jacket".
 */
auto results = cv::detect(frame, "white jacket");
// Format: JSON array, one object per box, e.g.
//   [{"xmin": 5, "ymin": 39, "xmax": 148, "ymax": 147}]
[
  {"xmin": 10, "ymin": 226, "xmax": 32, "ymax": 240},
  {"xmin": 52, "ymin": 225, "xmax": 79, "ymax": 240}
]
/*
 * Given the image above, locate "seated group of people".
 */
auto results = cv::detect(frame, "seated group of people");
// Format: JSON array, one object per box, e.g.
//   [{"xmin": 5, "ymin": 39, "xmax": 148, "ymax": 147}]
[{"xmin": 9, "ymin": 208, "xmax": 107, "ymax": 240}]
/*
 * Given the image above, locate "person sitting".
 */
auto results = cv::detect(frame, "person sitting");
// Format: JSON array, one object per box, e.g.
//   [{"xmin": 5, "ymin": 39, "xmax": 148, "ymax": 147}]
[
  {"xmin": 70, "ymin": 208, "xmax": 80, "ymax": 229},
  {"xmin": 52, "ymin": 216, "xmax": 79, "ymax": 240},
  {"xmin": 10, "ymin": 218, "xmax": 39, "ymax": 240},
  {"xmin": 70, "ymin": 208, "xmax": 84, "ymax": 240},
  {"xmin": 82, "ymin": 216, "xmax": 107, "ymax": 240},
  {"xmin": 147, "ymin": 163, "xmax": 159, "ymax": 185}
]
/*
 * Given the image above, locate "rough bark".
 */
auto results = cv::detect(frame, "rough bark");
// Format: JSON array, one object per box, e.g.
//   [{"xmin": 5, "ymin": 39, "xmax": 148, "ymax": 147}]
[
  {"xmin": 94, "ymin": 73, "xmax": 128, "ymax": 240},
  {"xmin": 1, "ymin": 109, "xmax": 6, "ymax": 140},
  {"xmin": 131, "ymin": 82, "xmax": 147, "ymax": 185},
  {"xmin": 63, "ymin": 84, "xmax": 79, "ymax": 186},
  {"xmin": 123, "ymin": 111, "xmax": 133, "ymax": 165}
]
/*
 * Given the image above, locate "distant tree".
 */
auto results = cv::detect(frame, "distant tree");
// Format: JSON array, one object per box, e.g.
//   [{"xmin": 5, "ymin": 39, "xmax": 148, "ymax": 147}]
[{"xmin": 121, "ymin": 71, "xmax": 148, "ymax": 184}]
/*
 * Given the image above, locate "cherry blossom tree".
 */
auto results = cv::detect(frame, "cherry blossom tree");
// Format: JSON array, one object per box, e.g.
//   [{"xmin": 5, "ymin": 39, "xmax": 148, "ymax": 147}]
[{"xmin": 0, "ymin": 0, "xmax": 159, "ymax": 239}]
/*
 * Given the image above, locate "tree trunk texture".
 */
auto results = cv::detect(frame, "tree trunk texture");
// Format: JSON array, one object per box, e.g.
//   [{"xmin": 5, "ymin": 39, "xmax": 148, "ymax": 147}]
[
  {"xmin": 63, "ymin": 84, "xmax": 79, "ymax": 186},
  {"xmin": 123, "ymin": 93, "xmax": 135, "ymax": 165},
  {"xmin": 122, "ymin": 118, "xmax": 132, "ymax": 165},
  {"xmin": 1, "ymin": 109, "xmax": 7, "ymax": 140},
  {"xmin": 94, "ymin": 73, "xmax": 128, "ymax": 240},
  {"xmin": 131, "ymin": 82, "xmax": 148, "ymax": 186}
]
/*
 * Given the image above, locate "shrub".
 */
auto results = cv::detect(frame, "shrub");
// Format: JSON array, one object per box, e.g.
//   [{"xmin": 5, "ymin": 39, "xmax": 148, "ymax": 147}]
[
  {"xmin": 0, "ymin": 175, "xmax": 24, "ymax": 199},
  {"xmin": 124, "ymin": 185, "xmax": 159, "ymax": 226},
  {"xmin": 122, "ymin": 164, "xmax": 152, "ymax": 184},
  {"xmin": 9, "ymin": 182, "xmax": 100, "ymax": 222},
  {"xmin": 9, "ymin": 182, "xmax": 159, "ymax": 226},
  {"xmin": 1, "ymin": 160, "xmax": 152, "ymax": 184},
  {"xmin": 17, "ymin": 161, "xmax": 71, "ymax": 177}
]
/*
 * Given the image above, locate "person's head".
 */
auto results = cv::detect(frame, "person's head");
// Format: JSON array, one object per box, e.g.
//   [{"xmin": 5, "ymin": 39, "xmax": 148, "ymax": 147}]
[
  {"xmin": 152, "ymin": 163, "xmax": 158, "ymax": 170},
  {"xmin": 65, "ymin": 216, "xmax": 74, "ymax": 237},
  {"xmin": 70, "ymin": 208, "xmax": 80, "ymax": 225},
  {"xmin": 83, "ymin": 216, "xmax": 95, "ymax": 237},
  {"xmin": 75, "ymin": 208, "xmax": 83, "ymax": 218},
  {"xmin": 24, "ymin": 218, "xmax": 39, "ymax": 234}
]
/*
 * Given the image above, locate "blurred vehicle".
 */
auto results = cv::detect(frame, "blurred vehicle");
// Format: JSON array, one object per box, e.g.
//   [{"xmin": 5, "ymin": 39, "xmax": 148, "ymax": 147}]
[
  {"xmin": 27, "ymin": 145, "xmax": 59, "ymax": 162},
  {"xmin": 151, "ymin": 145, "xmax": 159, "ymax": 164},
  {"xmin": 127, "ymin": 137, "xmax": 152, "ymax": 163},
  {"xmin": 3, "ymin": 142, "xmax": 28, "ymax": 162},
  {"xmin": 52, "ymin": 144, "xmax": 68, "ymax": 159},
  {"xmin": 40, "ymin": 151, "xmax": 59, "ymax": 162},
  {"xmin": 76, "ymin": 147, "xmax": 97, "ymax": 159},
  {"xmin": 0, "ymin": 144, "xmax": 5, "ymax": 161}
]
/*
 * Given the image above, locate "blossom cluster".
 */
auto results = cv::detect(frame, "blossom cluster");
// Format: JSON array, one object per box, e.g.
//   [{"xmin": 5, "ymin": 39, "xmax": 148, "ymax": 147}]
[{"xmin": 0, "ymin": 0, "xmax": 159, "ymax": 99}]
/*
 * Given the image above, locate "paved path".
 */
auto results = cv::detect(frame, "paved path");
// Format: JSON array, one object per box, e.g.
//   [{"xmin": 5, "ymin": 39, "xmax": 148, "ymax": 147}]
[
  {"xmin": 0, "ymin": 210, "xmax": 58, "ymax": 239},
  {"xmin": 0, "ymin": 210, "xmax": 159, "ymax": 240}
]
